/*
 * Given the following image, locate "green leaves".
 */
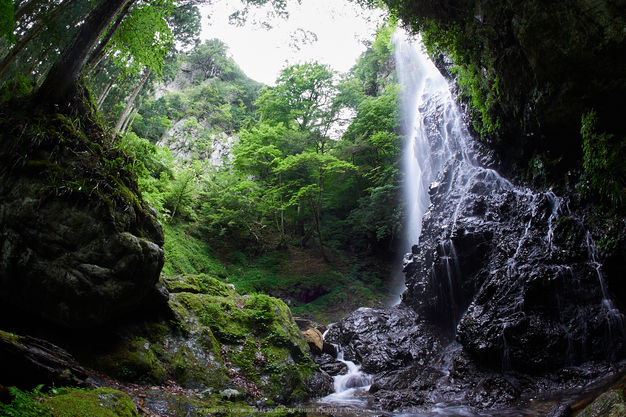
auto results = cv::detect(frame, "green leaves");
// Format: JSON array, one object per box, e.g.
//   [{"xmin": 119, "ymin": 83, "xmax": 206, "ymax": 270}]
[
  {"xmin": 579, "ymin": 110, "xmax": 626, "ymax": 212},
  {"xmin": 110, "ymin": 1, "xmax": 175, "ymax": 76},
  {"xmin": 256, "ymin": 62, "xmax": 338, "ymax": 132},
  {"xmin": 0, "ymin": 0, "xmax": 14, "ymax": 43},
  {"xmin": 187, "ymin": 38, "xmax": 229, "ymax": 80}
]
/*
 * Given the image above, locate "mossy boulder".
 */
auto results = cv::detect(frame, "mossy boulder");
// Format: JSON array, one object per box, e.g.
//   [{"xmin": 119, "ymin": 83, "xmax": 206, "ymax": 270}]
[
  {"xmin": 580, "ymin": 388, "xmax": 626, "ymax": 417},
  {"xmin": 0, "ymin": 109, "xmax": 165, "ymax": 329},
  {"xmin": 86, "ymin": 274, "xmax": 331, "ymax": 404},
  {"xmin": 43, "ymin": 387, "xmax": 139, "ymax": 417},
  {"xmin": 165, "ymin": 274, "xmax": 321, "ymax": 403}
]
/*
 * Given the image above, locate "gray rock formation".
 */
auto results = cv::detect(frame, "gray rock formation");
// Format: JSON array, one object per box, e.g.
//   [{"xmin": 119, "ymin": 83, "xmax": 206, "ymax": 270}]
[{"xmin": 0, "ymin": 172, "xmax": 164, "ymax": 328}]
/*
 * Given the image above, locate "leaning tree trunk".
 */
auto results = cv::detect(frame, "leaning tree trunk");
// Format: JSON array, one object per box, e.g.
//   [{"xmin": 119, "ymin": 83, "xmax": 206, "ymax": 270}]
[
  {"xmin": 96, "ymin": 80, "xmax": 115, "ymax": 110},
  {"xmin": 121, "ymin": 108, "xmax": 138, "ymax": 135},
  {"xmin": 112, "ymin": 68, "xmax": 150, "ymax": 136},
  {"xmin": 36, "ymin": 0, "xmax": 132, "ymax": 109},
  {"xmin": 85, "ymin": 0, "xmax": 136, "ymax": 72}
]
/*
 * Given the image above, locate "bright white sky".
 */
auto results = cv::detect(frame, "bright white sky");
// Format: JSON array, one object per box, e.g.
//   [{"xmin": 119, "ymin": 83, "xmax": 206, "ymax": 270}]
[{"xmin": 199, "ymin": 0, "xmax": 387, "ymax": 85}]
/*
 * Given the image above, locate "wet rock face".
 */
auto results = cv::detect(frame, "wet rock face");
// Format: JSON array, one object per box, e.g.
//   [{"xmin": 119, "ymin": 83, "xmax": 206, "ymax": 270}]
[
  {"xmin": 324, "ymin": 306, "xmax": 449, "ymax": 375},
  {"xmin": 389, "ymin": 0, "xmax": 626, "ymax": 173},
  {"xmin": 323, "ymin": 304, "xmax": 626, "ymax": 411},
  {"xmin": 403, "ymin": 156, "xmax": 626, "ymax": 372},
  {"xmin": 0, "ymin": 174, "xmax": 165, "ymax": 328}
]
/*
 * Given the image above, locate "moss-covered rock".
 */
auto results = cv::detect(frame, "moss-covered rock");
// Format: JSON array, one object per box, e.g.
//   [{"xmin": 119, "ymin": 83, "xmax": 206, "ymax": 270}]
[
  {"xmin": 165, "ymin": 274, "xmax": 320, "ymax": 403},
  {"xmin": 0, "ymin": 386, "xmax": 138, "ymax": 417},
  {"xmin": 43, "ymin": 387, "xmax": 139, "ymax": 417},
  {"xmin": 580, "ymin": 388, "xmax": 626, "ymax": 417},
  {"xmin": 0, "ymin": 106, "xmax": 165, "ymax": 329},
  {"xmin": 84, "ymin": 274, "xmax": 330, "ymax": 406}
]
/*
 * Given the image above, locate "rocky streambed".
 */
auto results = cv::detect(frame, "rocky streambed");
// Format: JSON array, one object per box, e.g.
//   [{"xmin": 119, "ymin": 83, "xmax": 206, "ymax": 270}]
[{"xmin": 316, "ymin": 305, "xmax": 626, "ymax": 416}]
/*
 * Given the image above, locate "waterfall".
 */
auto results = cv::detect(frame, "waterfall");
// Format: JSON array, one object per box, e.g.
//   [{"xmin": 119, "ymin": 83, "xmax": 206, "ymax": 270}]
[
  {"xmin": 395, "ymin": 31, "xmax": 459, "ymax": 247},
  {"xmin": 394, "ymin": 31, "xmax": 501, "ymax": 325},
  {"xmin": 396, "ymin": 30, "xmax": 625, "ymax": 363},
  {"xmin": 318, "ymin": 347, "xmax": 371, "ymax": 407}
]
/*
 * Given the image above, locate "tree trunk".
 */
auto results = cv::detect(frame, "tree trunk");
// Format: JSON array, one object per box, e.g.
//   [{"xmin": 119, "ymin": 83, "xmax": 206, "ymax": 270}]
[
  {"xmin": 85, "ymin": 0, "xmax": 136, "ymax": 72},
  {"xmin": 36, "ymin": 0, "xmax": 133, "ymax": 109},
  {"xmin": 112, "ymin": 68, "xmax": 150, "ymax": 136},
  {"xmin": 119, "ymin": 106, "xmax": 134, "ymax": 134},
  {"xmin": 300, "ymin": 221, "xmax": 316, "ymax": 247},
  {"xmin": 314, "ymin": 169, "xmax": 329, "ymax": 262},
  {"xmin": 170, "ymin": 173, "xmax": 195, "ymax": 222},
  {"xmin": 314, "ymin": 206, "xmax": 329, "ymax": 263},
  {"xmin": 96, "ymin": 80, "xmax": 114, "ymax": 110},
  {"xmin": 121, "ymin": 108, "xmax": 138, "ymax": 135}
]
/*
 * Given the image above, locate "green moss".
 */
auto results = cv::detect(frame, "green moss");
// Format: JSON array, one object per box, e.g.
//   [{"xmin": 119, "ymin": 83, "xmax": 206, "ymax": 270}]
[
  {"xmin": 164, "ymin": 274, "xmax": 235, "ymax": 296},
  {"xmin": 166, "ymin": 274, "xmax": 316, "ymax": 403},
  {"xmin": 97, "ymin": 337, "xmax": 167, "ymax": 384},
  {"xmin": 43, "ymin": 387, "xmax": 139, "ymax": 417},
  {"xmin": 580, "ymin": 389, "xmax": 626, "ymax": 417},
  {"xmin": 167, "ymin": 341, "xmax": 229, "ymax": 389},
  {"xmin": 0, "ymin": 329, "xmax": 19, "ymax": 342}
]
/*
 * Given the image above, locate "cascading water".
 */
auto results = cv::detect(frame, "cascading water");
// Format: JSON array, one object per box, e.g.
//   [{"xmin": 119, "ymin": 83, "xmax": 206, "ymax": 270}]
[
  {"xmin": 388, "ymin": 31, "xmax": 462, "ymax": 306},
  {"xmin": 320, "ymin": 30, "xmax": 626, "ymax": 415},
  {"xmin": 395, "ymin": 31, "xmax": 451, "ymax": 247},
  {"xmin": 395, "ymin": 30, "xmax": 514, "ymax": 329},
  {"xmin": 395, "ymin": 29, "xmax": 625, "ymax": 367},
  {"xmin": 318, "ymin": 347, "xmax": 372, "ymax": 407}
]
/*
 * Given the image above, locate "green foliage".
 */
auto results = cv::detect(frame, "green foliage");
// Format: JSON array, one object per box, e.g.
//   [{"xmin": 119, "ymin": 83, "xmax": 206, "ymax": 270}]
[
  {"xmin": 0, "ymin": 385, "xmax": 45, "ymax": 417},
  {"xmin": 167, "ymin": 4, "xmax": 201, "ymax": 50},
  {"xmin": 419, "ymin": 19, "xmax": 501, "ymax": 136},
  {"xmin": 187, "ymin": 38, "xmax": 230, "ymax": 80},
  {"xmin": 0, "ymin": 74, "xmax": 34, "ymax": 100},
  {"xmin": 122, "ymin": 33, "xmax": 406, "ymax": 320},
  {"xmin": 0, "ymin": 0, "xmax": 14, "ymax": 44},
  {"xmin": 256, "ymin": 62, "xmax": 338, "ymax": 132},
  {"xmin": 579, "ymin": 110, "xmax": 626, "ymax": 212},
  {"xmin": 161, "ymin": 222, "xmax": 228, "ymax": 277},
  {"xmin": 109, "ymin": 1, "xmax": 175, "ymax": 77}
]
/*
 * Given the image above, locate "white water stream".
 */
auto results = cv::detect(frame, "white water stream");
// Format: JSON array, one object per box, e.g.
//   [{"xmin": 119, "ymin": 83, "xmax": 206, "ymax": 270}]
[{"xmin": 317, "ymin": 347, "xmax": 372, "ymax": 407}]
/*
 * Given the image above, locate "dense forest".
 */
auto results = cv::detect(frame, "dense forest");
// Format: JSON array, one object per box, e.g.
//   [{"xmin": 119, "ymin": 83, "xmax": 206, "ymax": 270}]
[
  {"xmin": 0, "ymin": 0, "xmax": 406, "ymax": 323},
  {"xmin": 2, "ymin": 0, "xmax": 626, "ymax": 415},
  {"xmin": 128, "ymin": 24, "xmax": 405, "ymax": 321}
]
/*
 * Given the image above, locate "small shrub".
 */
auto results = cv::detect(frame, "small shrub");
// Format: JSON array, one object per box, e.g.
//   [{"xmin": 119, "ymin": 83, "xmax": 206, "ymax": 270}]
[{"xmin": 579, "ymin": 110, "xmax": 626, "ymax": 212}]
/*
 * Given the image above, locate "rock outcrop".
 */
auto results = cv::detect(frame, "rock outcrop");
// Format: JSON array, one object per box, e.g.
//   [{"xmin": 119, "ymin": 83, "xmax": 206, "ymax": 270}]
[
  {"xmin": 387, "ymin": 0, "xmax": 626, "ymax": 176},
  {"xmin": 0, "ymin": 110, "xmax": 165, "ymax": 329}
]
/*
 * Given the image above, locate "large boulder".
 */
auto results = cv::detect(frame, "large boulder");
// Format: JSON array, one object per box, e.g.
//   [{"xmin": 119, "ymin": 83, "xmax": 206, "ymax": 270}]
[
  {"xmin": 0, "ymin": 109, "xmax": 165, "ymax": 329},
  {"xmin": 0, "ymin": 172, "xmax": 164, "ymax": 328},
  {"xmin": 324, "ymin": 305, "xmax": 449, "ymax": 375}
]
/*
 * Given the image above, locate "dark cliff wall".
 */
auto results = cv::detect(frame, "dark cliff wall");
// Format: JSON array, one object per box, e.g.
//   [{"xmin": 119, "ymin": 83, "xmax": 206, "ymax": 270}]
[
  {"xmin": 385, "ymin": 0, "xmax": 626, "ymax": 177},
  {"xmin": 390, "ymin": 0, "xmax": 626, "ymax": 372}
]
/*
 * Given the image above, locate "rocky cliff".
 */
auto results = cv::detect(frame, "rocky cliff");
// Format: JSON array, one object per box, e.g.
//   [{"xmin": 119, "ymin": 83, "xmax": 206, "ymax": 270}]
[
  {"xmin": 324, "ymin": 1, "xmax": 626, "ymax": 412},
  {"xmin": 386, "ymin": 0, "xmax": 626, "ymax": 176}
]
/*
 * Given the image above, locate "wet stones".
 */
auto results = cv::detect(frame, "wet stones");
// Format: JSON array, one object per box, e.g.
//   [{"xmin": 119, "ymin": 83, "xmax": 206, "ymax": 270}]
[{"xmin": 324, "ymin": 306, "xmax": 449, "ymax": 375}]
